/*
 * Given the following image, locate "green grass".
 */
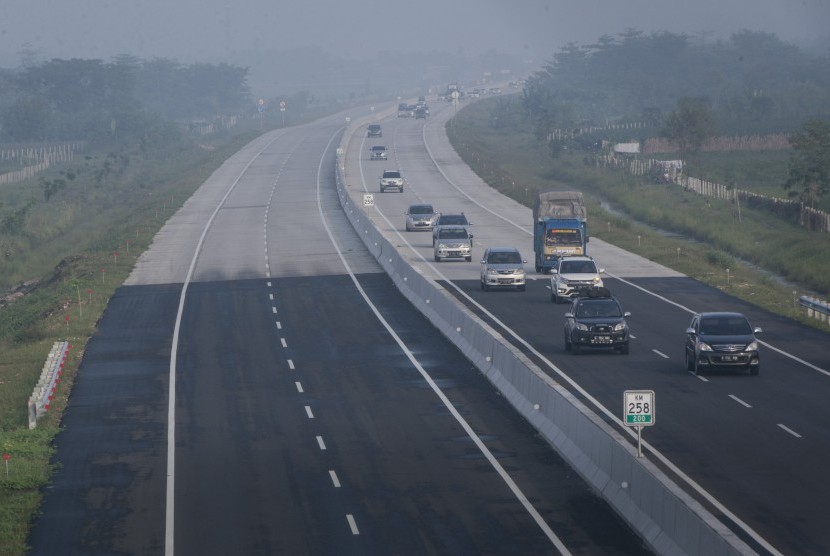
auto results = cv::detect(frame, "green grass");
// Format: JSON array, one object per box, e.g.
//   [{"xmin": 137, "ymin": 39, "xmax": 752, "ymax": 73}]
[{"xmin": 447, "ymin": 99, "xmax": 830, "ymax": 325}]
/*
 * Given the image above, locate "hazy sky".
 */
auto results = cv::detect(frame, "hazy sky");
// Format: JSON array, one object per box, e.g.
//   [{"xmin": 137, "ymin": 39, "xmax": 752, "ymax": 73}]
[{"xmin": 2, "ymin": 0, "xmax": 828, "ymax": 67}]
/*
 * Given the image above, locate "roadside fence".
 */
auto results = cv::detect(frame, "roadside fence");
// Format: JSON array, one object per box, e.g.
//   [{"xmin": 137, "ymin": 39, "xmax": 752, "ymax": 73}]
[
  {"xmin": 799, "ymin": 296, "xmax": 830, "ymax": 324},
  {"xmin": 27, "ymin": 341, "xmax": 71, "ymax": 429},
  {"xmin": 0, "ymin": 142, "xmax": 86, "ymax": 185}
]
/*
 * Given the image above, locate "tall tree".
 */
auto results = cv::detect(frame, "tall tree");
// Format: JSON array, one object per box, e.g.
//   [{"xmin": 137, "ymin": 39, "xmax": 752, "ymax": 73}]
[
  {"xmin": 661, "ymin": 97, "xmax": 717, "ymax": 166},
  {"xmin": 784, "ymin": 119, "xmax": 830, "ymax": 209}
]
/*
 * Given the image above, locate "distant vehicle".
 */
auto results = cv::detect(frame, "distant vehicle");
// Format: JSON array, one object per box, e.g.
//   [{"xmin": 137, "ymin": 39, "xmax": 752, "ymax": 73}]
[
  {"xmin": 433, "ymin": 226, "xmax": 473, "ymax": 262},
  {"xmin": 367, "ymin": 124, "xmax": 382, "ymax": 137},
  {"xmin": 550, "ymin": 256, "xmax": 604, "ymax": 303},
  {"xmin": 684, "ymin": 312, "xmax": 762, "ymax": 375},
  {"xmin": 405, "ymin": 204, "xmax": 439, "ymax": 231},
  {"xmin": 414, "ymin": 108, "xmax": 427, "ymax": 119},
  {"xmin": 370, "ymin": 145, "xmax": 388, "ymax": 160},
  {"xmin": 432, "ymin": 213, "xmax": 471, "ymax": 245},
  {"xmin": 480, "ymin": 247, "xmax": 526, "ymax": 291},
  {"xmin": 488, "ymin": 87, "xmax": 501, "ymax": 94},
  {"xmin": 397, "ymin": 104, "xmax": 413, "ymax": 118},
  {"xmin": 563, "ymin": 288, "xmax": 630, "ymax": 354},
  {"xmin": 379, "ymin": 170, "xmax": 404, "ymax": 193}
]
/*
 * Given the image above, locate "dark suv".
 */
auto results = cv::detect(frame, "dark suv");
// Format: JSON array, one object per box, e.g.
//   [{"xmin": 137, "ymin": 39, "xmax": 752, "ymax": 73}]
[
  {"xmin": 684, "ymin": 312, "xmax": 761, "ymax": 375},
  {"xmin": 563, "ymin": 288, "xmax": 630, "ymax": 354},
  {"xmin": 367, "ymin": 124, "xmax": 382, "ymax": 137}
]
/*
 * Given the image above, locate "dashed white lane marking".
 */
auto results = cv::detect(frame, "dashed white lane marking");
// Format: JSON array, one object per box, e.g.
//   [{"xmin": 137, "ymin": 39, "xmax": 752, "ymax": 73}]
[
  {"xmin": 329, "ymin": 470, "xmax": 341, "ymax": 488},
  {"xmin": 653, "ymin": 349, "xmax": 669, "ymax": 359},
  {"xmin": 280, "ymin": 338, "xmax": 288, "ymax": 348},
  {"xmin": 287, "ymin": 359, "xmax": 295, "ymax": 370},
  {"xmin": 295, "ymin": 381, "xmax": 304, "ymax": 393},
  {"xmin": 346, "ymin": 514, "xmax": 359, "ymax": 535},
  {"xmin": 272, "ymin": 306, "xmax": 278, "ymax": 314},
  {"xmin": 269, "ymin": 293, "xmax": 274, "ymax": 301},
  {"xmin": 778, "ymin": 424, "xmax": 802, "ymax": 438},
  {"xmin": 267, "ymin": 281, "xmax": 272, "ymax": 287},
  {"xmin": 276, "ymin": 321, "xmax": 282, "ymax": 330},
  {"xmin": 729, "ymin": 394, "xmax": 752, "ymax": 408},
  {"xmin": 316, "ymin": 436, "xmax": 326, "ymax": 450},
  {"xmin": 692, "ymin": 373, "xmax": 710, "ymax": 382},
  {"xmin": 305, "ymin": 405, "xmax": 314, "ymax": 419}
]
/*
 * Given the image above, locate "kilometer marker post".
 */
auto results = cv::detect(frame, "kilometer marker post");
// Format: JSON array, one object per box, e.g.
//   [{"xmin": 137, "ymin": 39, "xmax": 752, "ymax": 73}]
[{"xmin": 624, "ymin": 390, "xmax": 655, "ymax": 458}]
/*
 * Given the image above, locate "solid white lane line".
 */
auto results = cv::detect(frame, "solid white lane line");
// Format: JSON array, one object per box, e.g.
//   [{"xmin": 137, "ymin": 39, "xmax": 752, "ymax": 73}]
[
  {"xmin": 652, "ymin": 349, "xmax": 669, "ymax": 359},
  {"xmin": 295, "ymin": 381, "xmax": 303, "ymax": 393},
  {"xmin": 778, "ymin": 424, "xmax": 802, "ymax": 438},
  {"xmin": 305, "ymin": 405, "xmax": 314, "ymax": 419},
  {"xmin": 316, "ymin": 436, "xmax": 326, "ymax": 450},
  {"xmin": 729, "ymin": 394, "xmax": 752, "ymax": 408},
  {"xmin": 329, "ymin": 470, "xmax": 341, "ymax": 488},
  {"xmin": 346, "ymin": 514, "xmax": 359, "ymax": 535}
]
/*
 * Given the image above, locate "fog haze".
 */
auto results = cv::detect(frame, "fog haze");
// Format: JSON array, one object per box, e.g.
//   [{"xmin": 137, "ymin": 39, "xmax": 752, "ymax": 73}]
[{"xmin": 2, "ymin": 0, "xmax": 828, "ymax": 95}]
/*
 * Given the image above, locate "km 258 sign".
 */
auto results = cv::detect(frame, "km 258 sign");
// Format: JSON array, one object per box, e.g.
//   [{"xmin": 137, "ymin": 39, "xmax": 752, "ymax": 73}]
[{"xmin": 624, "ymin": 390, "xmax": 655, "ymax": 427}]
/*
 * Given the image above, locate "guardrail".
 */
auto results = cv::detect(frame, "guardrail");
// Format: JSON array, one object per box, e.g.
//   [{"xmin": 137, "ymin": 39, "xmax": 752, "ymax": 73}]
[
  {"xmin": 799, "ymin": 296, "xmax": 830, "ymax": 324},
  {"xmin": 28, "ymin": 341, "xmax": 71, "ymax": 429},
  {"xmin": 333, "ymin": 114, "xmax": 753, "ymax": 555}
]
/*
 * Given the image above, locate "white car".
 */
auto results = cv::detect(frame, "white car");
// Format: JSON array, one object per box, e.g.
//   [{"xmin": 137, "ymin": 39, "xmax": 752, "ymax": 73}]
[
  {"xmin": 550, "ymin": 256, "xmax": 604, "ymax": 303},
  {"xmin": 379, "ymin": 170, "xmax": 403, "ymax": 193},
  {"xmin": 480, "ymin": 247, "xmax": 526, "ymax": 291},
  {"xmin": 434, "ymin": 226, "xmax": 473, "ymax": 262},
  {"xmin": 405, "ymin": 204, "xmax": 439, "ymax": 231}
]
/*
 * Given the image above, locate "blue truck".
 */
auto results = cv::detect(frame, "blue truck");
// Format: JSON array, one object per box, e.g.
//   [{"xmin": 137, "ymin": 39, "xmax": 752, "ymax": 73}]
[{"xmin": 533, "ymin": 190, "xmax": 588, "ymax": 273}]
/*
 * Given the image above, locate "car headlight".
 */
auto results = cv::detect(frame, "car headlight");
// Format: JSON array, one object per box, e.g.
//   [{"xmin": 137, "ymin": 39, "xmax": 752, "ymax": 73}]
[
  {"xmin": 487, "ymin": 268, "xmax": 499, "ymax": 275},
  {"xmin": 593, "ymin": 276, "xmax": 603, "ymax": 284},
  {"xmin": 613, "ymin": 322, "xmax": 626, "ymax": 331},
  {"xmin": 437, "ymin": 243, "xmax": 448, "ymax": 249},
  {"xmin": 698, "ymin": 342, "xmax": 713, "ymax": 352},
  {"xmin": 746, "ymin": 341, "xmax": 759, "ymax": 351},
  {"xmin": 516, "ymin": 268, "xmax": 525, "ymax": 275},
  {"xmin": 575, "ymin": 323, "xmax": 589, "ymax": 331}
]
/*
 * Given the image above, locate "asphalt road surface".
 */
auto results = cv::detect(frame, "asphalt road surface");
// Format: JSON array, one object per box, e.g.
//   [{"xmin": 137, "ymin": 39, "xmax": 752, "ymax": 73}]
[{"xmin": 28, "ymin": 108, "xmax": 652, "ymax": 555}]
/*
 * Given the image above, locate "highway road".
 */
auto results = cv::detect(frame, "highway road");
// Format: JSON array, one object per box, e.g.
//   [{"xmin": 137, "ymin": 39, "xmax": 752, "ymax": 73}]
[
  {"xmin": 341, "ymin": 97, "xmax": 830, "ymax": 556},
  {"xmin": 28, "ymin": 108, "xmax": 652, "ymax": 555}
]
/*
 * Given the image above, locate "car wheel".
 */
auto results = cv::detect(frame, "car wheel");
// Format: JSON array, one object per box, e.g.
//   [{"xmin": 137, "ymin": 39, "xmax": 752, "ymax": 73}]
[
  {"xmin": 434, "ymin": 255, "xmax": 440, "ymax": 262},
  {"xmin": 750, "ymin": 364, "xmax": 760, "ymax": 376},
  {"xmin": 618, "ymin": 342, "xmax": 630, "ymax": 355},
  {"xmin": 518, "ymin": 284, "xmax": 526, "ymax": 292},
  {"xmin": 572, "ymin": 342, "xmax": 581, "ymax": 355},
  {"xmin": 564, "ymin": 331, "xmax": 571, "ymax": 351},
  {"xmin": 465, "ymin": 256, "xmax": 472, "ymax": 262},
  {"xmin": 685, "ymin": 350, "xmax": 695, "ymax": 373},
  {"xmin": 551, "ymin": 292, "xmax": 557, "ymax": 303},
  {"xmin": 482, "ymin": 282, "xmax": 490, "ymax": 291}
]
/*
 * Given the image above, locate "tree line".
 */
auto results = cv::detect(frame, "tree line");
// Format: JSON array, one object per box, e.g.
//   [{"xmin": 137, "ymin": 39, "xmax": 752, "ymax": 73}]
[
  {"xmin": 0, "ymin": 56, "xmax": 252, "ymax": 148},
  {"xmin": 517, "ymin": 29, "xmax": 830, "ymax": 212}
]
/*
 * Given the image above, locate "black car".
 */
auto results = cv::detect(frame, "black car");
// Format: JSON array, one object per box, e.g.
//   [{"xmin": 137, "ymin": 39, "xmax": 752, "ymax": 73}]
[
  {"xmin": 367, "ymin": 124, "xmax": 382, "ymax": 137},
  {"xmin": 563, "ymin": 288, "xmax": 630, "ymax": 354},
  {"xmin": 684, "ymin": 312, "xmax": 761, "ymax": 375}
]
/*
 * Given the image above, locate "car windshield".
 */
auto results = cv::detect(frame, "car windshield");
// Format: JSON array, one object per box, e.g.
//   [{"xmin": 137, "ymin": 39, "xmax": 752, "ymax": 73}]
[
  {"xmin": 410, "ymin": 206, "xmax": 433, "ymax": 215},
  {"xmin": 384, "ymin": 172, "xmax": 400, "ymax": 178},
  {"xmin": 487, "ymin": 251, "xmax": 521, "ymax": 264},
  {"xmin": 560, "ymin": 260, "xmax": 597, "ymax": 274},
  {"xmin": 576, "ymin": 300, "xmax": 621, "ymax": 318},
  {"xmin": 440, "ymin": 215, "xmax": 467, "ymax": 225},
  {"xmin": 700, "ymin": 316, "xmax": 752, "ymax": 335},
  {"xmin": 439, "ymin": 229, "xmax": 468, "ymax": 239}
]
